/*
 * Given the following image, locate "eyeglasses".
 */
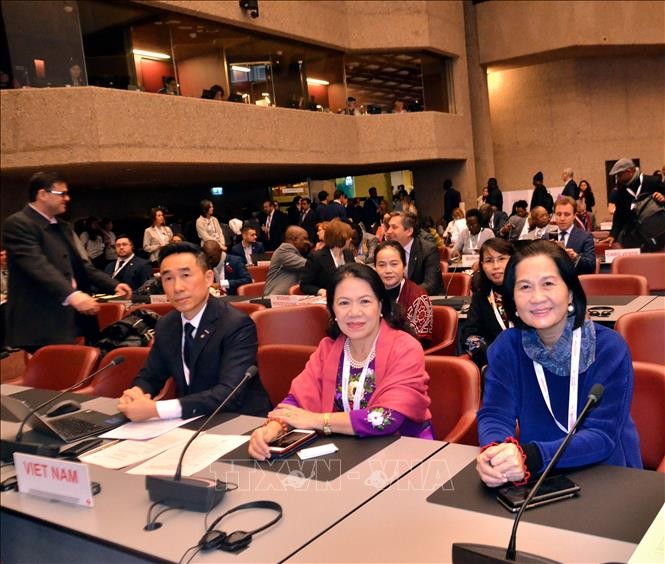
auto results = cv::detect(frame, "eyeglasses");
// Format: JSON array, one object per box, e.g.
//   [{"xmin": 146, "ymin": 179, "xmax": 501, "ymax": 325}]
[
  {"xmin": 46, "ymin": 188, "xmax": 69, "ymax": 197},
  {"xmin": 482, "ymin": 256, "xmax": 509, "ymax": 266}
]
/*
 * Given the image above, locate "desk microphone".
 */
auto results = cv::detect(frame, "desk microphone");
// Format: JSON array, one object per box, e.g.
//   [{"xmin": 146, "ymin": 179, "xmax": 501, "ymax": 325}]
[
  {"xmin": 443, "ymin": 269, "xmax": 456, "ymax": 300},
  {"xmin": 452, "ymin": 383, "xmax": 604, "ymax": 564},
  {"xmin": 145, "ymin": 365, "xmax": 258, "ymax": 513},
  {"xmin": 1, "ymin": 356, "xmax": 125, "ymax": 461}
]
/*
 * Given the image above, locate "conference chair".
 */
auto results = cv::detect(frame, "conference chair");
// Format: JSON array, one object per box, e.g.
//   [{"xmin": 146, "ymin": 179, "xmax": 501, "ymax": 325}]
[
  {"xmin": 612, "ymin": 253, "xmax": 665, "ymax": 292},
  {"xmin": 247, "ymin": 264, "xmax": 269, "ymax": 283},
  {"xmin": 439, "ymin": 260, "xmax": 449, "ymax": 275},
  {"xmin": 615, "ymin": 310, "xmax": 665, "ymax": 365},
  {"xmin": 96, "ymin": 302, "xmax": 126, "ymax": 331},
  {"xmin": 424, "ymin": 306, "xmax": 458, "ymax": 356},
  {"xmin": 257, "ymin": 344, "xmax": 317, "ymax": 406},
  {"xmin": 425, "ymin": 356, "xmax": 480, "ymax": 445},
  {"xmin": 132, "ymin": 302, "xmax": 175, "ymax": 316},
  {"xmin": 76, "ymin": 347, "xmax": 150, "ymax": 398},
  {"xmin": 237, "ymin": 281, "xmax": 265, "ymax": 297},
  {"xmin": 441, "ymin": 273, "xmax": 472, "ymax": 296},
  {"xmin": 579, "ymin": 274, "xmax": 649, "ymax": 296},
  {"xmin": 288, "ymin": 284, "xmax": 304, "ymax": 295},
  {"xmin": 22, "ymin": 345, "xmax": 100, "ymax": 391},
  {"xmin": 594, "ymin": 240, "xmax": 614, "ymax": 258},
  {"xmin": 229, "ymin": 301, "xmax": 266, "ymax": 315},
  {"xmin": 631, "ymin": 361, "xmax": 665, "ymax": 471},
  {"xmin": 251, "ymin": 305, "xmax": 329, "ymax": 346}
]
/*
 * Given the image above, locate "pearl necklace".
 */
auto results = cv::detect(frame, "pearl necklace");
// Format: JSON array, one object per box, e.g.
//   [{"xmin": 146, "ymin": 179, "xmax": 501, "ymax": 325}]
[{"xmin": 344, "ymin": 338, "xmax": 376, "ymax": 369}]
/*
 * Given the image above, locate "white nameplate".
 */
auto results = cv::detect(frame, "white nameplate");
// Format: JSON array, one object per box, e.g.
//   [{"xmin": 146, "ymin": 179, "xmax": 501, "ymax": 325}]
[
  {"xmin": 257, "ymin": 260, "xmax": 271, "ymax": 267},
  {"xmin": 298, "ymin": 443, "xmax": 339, "ymax": 460},
  {"xmin": 605, "ymin": 248, "xmax": 641, "ymax": 264},
  {"xmin": 150, "ymin": 294, "xmax": 169, "ymax": 303},
  {"xmin": 14, "ymin": 453, "xmax": 96, "ymax": 508}
]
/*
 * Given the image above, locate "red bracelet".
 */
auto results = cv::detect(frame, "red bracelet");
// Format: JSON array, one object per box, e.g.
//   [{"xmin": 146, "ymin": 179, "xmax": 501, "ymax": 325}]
[{"xmin": 504, "ymin": 437, "xmax": 531, "ymax": 485}]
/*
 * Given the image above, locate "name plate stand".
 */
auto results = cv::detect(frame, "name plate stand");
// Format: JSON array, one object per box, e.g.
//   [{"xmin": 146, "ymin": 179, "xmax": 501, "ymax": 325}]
[{"xmin": 605, "ymin": 248, "xmax": 640, "ymax": 264}]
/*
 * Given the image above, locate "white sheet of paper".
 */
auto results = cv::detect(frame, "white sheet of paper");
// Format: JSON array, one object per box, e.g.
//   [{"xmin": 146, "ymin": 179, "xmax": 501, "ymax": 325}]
[
  {"xmin": 80, "ymin": 428, "xmax": 195, "ymax": 469},
  {"xmin": 99, "ymin": 416, "xmax": 201, "ymax": 440},
  {"xmin": 629, "ymin": 503, "xmax": 664, "ymax": 564},
  {"xmin": 126, "ymin": 434, "xmax": 249, "ymax": 476}
]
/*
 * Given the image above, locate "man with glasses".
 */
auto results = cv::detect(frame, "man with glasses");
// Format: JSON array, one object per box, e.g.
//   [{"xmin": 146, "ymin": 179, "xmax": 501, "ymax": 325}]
[{"xmin": 2, "ymin": 172, "xmax": 132, "ymax": 352}]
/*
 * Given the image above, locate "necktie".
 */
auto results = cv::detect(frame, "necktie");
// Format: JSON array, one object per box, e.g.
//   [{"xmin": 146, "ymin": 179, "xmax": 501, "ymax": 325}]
[
  {"xmin": 113, "ymin": 260, "xmax": 126, "ymax": 278},
  {"xmin": 183, "ymin": 323, "xmax": 195, "ymax": 369},
  {"xmin": 559, "ymin": 231, "xmax": 567, "ymax": 242}
]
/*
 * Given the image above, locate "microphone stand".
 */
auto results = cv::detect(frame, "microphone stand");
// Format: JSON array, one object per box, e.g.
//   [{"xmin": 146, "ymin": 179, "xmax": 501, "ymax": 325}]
[
  {"xmin": 452, "ymin": 384, "xmax": 604, "ymax": 564},
  {"xmin": 145, "ymin": 366, "xmax": 257, "ymax": 512}
]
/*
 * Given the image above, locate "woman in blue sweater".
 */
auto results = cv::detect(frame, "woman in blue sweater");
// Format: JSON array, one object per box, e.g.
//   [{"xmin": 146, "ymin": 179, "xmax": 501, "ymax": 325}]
[{"xmin": 476, "ymin": 240, "xmax": 641, "ymax": 487}]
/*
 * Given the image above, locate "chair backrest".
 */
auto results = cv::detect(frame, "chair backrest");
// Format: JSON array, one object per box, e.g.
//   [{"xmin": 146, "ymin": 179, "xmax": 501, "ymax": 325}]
[
  {"xmin": 154, "ymin": 377, "xmax": 177, "ymax": 400},
  {"xmin": 288, "ymin": 284, "xmax": 304, "ymax": 295},
  {"xmin": 424, "ymin": 306, "xmax": 458, "ymax": 356},
  {"xmin": 442, "ymin": 272, "xmax": 472, "ymax": 296},
  {"xmin": 237, "ymin": 281, "xmax": 265, "ymax": 297},
  {"xmin": 579, "ymin": 274, "xmax": 649, "ymax": 296},
  {"xmin": 425, "ymin": 356, "xmax": 480, "ymax": 445},
  {"xmin": 133, "ymin": 302, "xmax": 175, "ymax": 316},
  {"xmin": 91, "ymin": 347, "xmax": 150, "ymax": 398},
  {"xmin": 612, "ymin": 253, "xmax": 665, "ymax": 291},
  {"xmin": 251, "ymin": 305, "xmax": 329, "ymax": 346},
  {"xmin": 257, "ymin": 344, "xmax": 317, "ymax": 406},
  {"xmin": 96, "ymin": 303, "xmax": 126, "ymax": 331},
  {"xmin": 23, "ymin": 345, "xmax": 100, "ymax": 390},
  {"xmin": 615, "ymin": 310, "xmax": 665, "ymax": 365},
  {"xmin": 229, "ymin": 301, "xmax": 266, "ymax": 315},
  {"xmin": 439, "ymin": 260, "xmax": 449, "ymax": 275},
  {"xmin": 247, "ymin": 264, "xmax": 269, "ymax": 283},
  {"xmin": 631, "ymin": 361, "xmax": 665, "ymax": 470},
  {"xmin": 594, "ymin": 240, "xmax": 613, "ymax": 258}
]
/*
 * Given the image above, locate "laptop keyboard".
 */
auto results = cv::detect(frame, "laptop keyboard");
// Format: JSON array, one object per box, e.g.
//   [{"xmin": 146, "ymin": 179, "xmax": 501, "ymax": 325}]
[{"xmin": 49, "ymin": 417, "xmax": 99, "ymax": 438}]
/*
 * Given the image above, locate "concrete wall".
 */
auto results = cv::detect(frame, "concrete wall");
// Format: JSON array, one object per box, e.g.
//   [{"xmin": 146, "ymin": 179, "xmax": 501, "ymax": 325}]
[
  {"xmin": 476, "ymin": 1, "xmax": 665, "ymax": 65},
  {"xmin": 487, "ymin": 54, "xmax": 665, "ymax": 222}
]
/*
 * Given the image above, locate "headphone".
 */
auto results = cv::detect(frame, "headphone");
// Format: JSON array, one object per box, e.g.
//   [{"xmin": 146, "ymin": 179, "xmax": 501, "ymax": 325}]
[
  {"xmin": 588, "ymin": 306, "xmax": 614, "ymax": 318},
  {"xmin": 198, "ymin": 500, "xmax": 283, "ymax": 553}
]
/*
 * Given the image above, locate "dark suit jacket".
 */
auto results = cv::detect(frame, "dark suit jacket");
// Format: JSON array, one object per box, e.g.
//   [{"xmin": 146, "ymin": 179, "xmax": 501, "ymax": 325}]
[
  {"xmin": 407, "ymin": 237, "xmax": 442, "ymax": 295},
  {"xmin": 215, "ymin": 254, "xmax": 252, "ymax": 295},
  {"xmin": 299, "ymin": 208, "xmax": 318, "ymax": 244},
  {"xmin": 561, "ymin": 180, "xmax": 579, "ymax": 200},
  {"xmin": 443, "ymin": 188, "xmax": 461, "ymax": 222},
  {"xmin": 564, "ymin": 226, "xmax": 596, "ymax": 275},
  {"xmin": 320, "ymin": 201, "xmax": 348, "ymax": 222},
  {"xmin": 229, "ymin": 242, "xmax": 265, "ymax": 265},
  {"xmin": 104, "ymin": 255, "xmax": 152, "ymax": 290},
  {"xmin": 300, "ymin": 248, "xmax": 354, "ymax": 295},
  {"xmin": 487, "ymin": 187, "xmax": 503, "ymax": 212},
  {"xmin": 132, "ymin": 297, "xmax": 271, "ymax": 418},
  {"xmin": 2, "ymin": 205, "xmax": 119, "ymax": 348},
  {"xmin": 610, "ymin": 174, "xmax": 665, "ymax": 243},
  {"xmin": 489, "ymin": 211, "xmax": 509, "ymax": 236},
  {"xmin": 261, "ymin": 210, "xmax": 288, "ymax": 251}
]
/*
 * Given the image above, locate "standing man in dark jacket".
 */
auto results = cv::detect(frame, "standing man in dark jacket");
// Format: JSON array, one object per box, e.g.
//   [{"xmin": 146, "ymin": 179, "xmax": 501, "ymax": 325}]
[
  {"xmin": 486, "ymin": 177, "xmax": 503, "ymax": 212},
  {"xmin": 530, "ymin": 171, "xmax": 553, "ymax": 214},
  {"xmin": 443, "ymin": 179, "xmax": 461, "ymax": 223},
  {"xmin": 3, "ymin": 172, "xmax": 132, "ymax": 351},
  {"xmin": 560, "ymin": 167, "xmax": 579, "ymax": 200}
]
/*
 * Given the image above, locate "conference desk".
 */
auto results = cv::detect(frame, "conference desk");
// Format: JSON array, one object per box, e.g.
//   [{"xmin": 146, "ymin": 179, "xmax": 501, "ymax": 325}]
[
  {"xmin": 639, "ymin": 296, "xmax": 665, "ymax": 312},
  {"xmin": 291, "ymin": 443, "xmax": 665, "ymax": 563},
  {"xmin": 1, "ymin": 391, "xmax": 445, "ymax": 564}
]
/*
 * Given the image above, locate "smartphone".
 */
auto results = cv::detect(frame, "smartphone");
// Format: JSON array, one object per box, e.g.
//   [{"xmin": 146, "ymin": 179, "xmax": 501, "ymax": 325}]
[
  {"xmin": 268, "ymin": 429, "xmax": 317, "ymax": 458},
  {"xmin": 496, "ymin": 475, "xmax": 580, "ymax": 513}
]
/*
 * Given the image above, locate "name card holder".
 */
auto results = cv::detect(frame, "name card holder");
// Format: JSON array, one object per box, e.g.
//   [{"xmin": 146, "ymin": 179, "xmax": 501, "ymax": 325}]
[{"xmin": 605, "ymin": 248, "xmax": 641, "ymax": 264}]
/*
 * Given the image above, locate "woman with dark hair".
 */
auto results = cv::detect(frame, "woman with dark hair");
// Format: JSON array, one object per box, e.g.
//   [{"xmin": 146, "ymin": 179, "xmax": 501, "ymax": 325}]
[
  {"xmin": 195, "ymin": 199, "xmax": 227, "ymax": 251},
  {"xmin": 79, "ymin": 216, "xmax": 106, "ymax": 269},
  {"xmin": 486, "ymin": 177, "xmax": 503, "ymax": 212},
  {"xmin": 248, "ymin": 263, "xmax": 432, "ymax": 459},
  {"xmin": 374, "ymin": 241, "xmax": 432, "ymax": 346},
  {"xmin": 577, "ymin": 179, "xmax": 595, "ymax": 213},
  {"xmin": 462, "ymin": 238, "xmax": 515, "ymax": 367},
  {"xmin": 476, "ymin": 240, "xmax": 641, "ymax": 487},
  {"xmin": 300, "ymin": 219, "xmax": 355, "ymax": 296},
  {"xmin": 143, "ymin": 207, "xmax": 173, "ymax": 264}
]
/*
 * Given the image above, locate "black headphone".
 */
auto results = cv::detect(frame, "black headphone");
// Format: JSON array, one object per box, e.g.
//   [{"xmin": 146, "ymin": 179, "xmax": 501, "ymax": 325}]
[
  {"xmin": 198, "ymin": 500, "xmax": 283, "ymax": 553},
  {"xmin": 588, "ymin": 306, "xmax": 614, "ymax": 318}
]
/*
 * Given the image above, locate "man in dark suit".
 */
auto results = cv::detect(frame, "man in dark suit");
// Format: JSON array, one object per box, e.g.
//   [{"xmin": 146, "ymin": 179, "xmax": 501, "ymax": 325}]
[
  {"xmin": 2, "ymin": 172, "xmax": 132, "ymax": 351},
  {"xmin": 229, "ymin": 226, "xmax": 265, "ymax": 265},
  {"xmin": 104, "ymin": 235, "xmax": 152, "ymax": 290},
  {"xmin": 363, "ymin": 187, "xmax": 381, "ymax": 229},
  {"xmin": 320, "ymin": 189, "xmax": 348, "ymax": 221},
  {"xmin": 117, "ymin": 242, "xmax": 270, "ymax": 421},
  {"xmin": 202, "ymin": 241, "xmax": 252, "ymax": 295},
  {"xmin": 260, "ymin": 200, "xmax": 288, "ymax": 251},
  {"xmin": 560, "ymin": 167, "xmax": 579, "ymax": 200},
  {"xmin": 298, "ymin": 197, "xmax": 318, "ymax": 244},
  {"xmin": 442, "ymin": 179, "xmax": 461, "ymax": 223},
  {"xmin": 554, "ymin": 196, "xmax": 595, "ymax": 274},
  {"xmin": 479, "ymin": 204, "xmax": 508, "ymax": 236},
  {"xmin": 386, "ymin": 211, "xmax": 442, "ymax": 295}
]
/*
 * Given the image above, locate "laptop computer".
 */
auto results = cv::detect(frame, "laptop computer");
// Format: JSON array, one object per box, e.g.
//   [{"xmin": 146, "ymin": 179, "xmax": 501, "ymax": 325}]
[{"xmin": 1, "ymin": 395, "xmax": 128, "ymax": 443}]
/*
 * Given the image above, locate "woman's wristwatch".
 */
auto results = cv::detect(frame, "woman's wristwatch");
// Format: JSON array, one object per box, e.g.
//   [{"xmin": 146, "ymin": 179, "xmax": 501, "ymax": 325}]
[{"xmin": 322, "ymin": 413, "xmax": 333, "ymax": 436}]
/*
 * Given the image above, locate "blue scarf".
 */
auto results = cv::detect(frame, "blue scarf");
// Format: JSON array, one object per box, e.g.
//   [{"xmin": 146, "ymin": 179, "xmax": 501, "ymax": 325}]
[{"xmin": 522, "ymin": 318, "xmax": 596, "ymax": 377}]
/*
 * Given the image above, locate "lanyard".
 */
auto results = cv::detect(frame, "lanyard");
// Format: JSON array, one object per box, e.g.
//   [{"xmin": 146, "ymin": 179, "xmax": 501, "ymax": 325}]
[
  {"xmin": 488, "ymin": 291, "xmax": 511, "ymax": 331},
  {"xmin": 532, "ymin": 328, "xmax": 581, "ymax": 434},
  {"xmin": 112, "ymin": 255, "xmax": 132, "ymax": 278},
  {"xmin": 626, "ymin": 174, "xmax": 643, "ymax": 210},
  {"xmin": 341, "ymin": 334, "xmax": 378, "ymax": 412}
]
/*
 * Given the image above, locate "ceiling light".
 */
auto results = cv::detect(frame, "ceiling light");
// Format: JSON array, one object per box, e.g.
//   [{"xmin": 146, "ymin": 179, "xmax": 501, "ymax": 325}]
[
  {"xmin": 132, "ymin": 49, "xmax": 171, "ymax": 60},
  {"xmin": 306, "ymin": 77, "xmax": 330, "ymax": 86},
  {"xmin": 231, "ymin": 65, "xmax": 251, "ymax": 73}
]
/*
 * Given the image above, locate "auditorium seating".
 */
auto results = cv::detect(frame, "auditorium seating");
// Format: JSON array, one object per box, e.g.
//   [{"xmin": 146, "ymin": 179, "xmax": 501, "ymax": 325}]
[
  {"xmin": 288, "ymin": 284, "xmax": 304, "ymax": 295},
  {"xmin": 631, "ymin": 361, "xmax": 665, "ymax": 471},
  {"xmin": 251, "ymin": 305, "xmax": 329, "ymax": 346},
  {"xmin": 439, "ymin": 260, "xmax": 449, "ymax": 275},
  {"xmin": 579, "ymin": 274, "xmax": 649, "ymax": 296},
  {"xmin": 229, "ymin": 301, "xmax": 266, "ymax": 315},
  {"xmin": 612, "ymin": 253, "xmax": 665, "ymax": 292},
  {"xmin": 76, "ymin": 347, "xmax": 150, "ymax": 398},
  {"xmin": 425, "ymin": 356, "xmax": 480, "ymax": 445},
  {"xmin": 22, "ymin": 345, "xmax": 100, "ymax": 390},
  {"xmin": 237, "ymin": 281, "xmax": 265, "ymax": 297},
  {"xmin": 424, "ymin": 306, "xmax": 458, "ymax": 356},
  {"xmin": 247, "ymin": 264, "xmax": 269, "ymax": 283},
  {"xmin": 132, "ymin": 302, "xmax": 175, "ymax": 316},
  {"xmin": 96, "ymin": 303, "xmax": 126, "ymax": 331},
  {"xmin": 257, "ymin": 344, "xmax": 316, "ymax": 406},
  {"xmin": 615, "ymin": 310, "xmax": 665, "ymax": 365},
  {"xmin": 441, "ymin": 273, "xmax": 472, "ymax": 296}
]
